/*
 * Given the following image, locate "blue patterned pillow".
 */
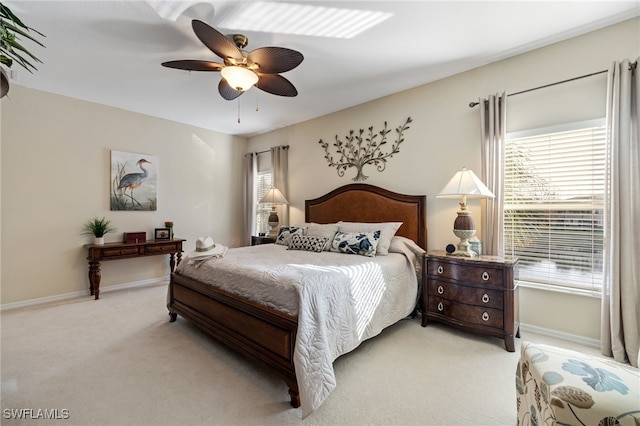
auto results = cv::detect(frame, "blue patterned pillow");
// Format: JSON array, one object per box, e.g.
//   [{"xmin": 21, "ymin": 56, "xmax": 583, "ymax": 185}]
[
  {"xmin": 330, "ymin": 230, "xmax": 381, "ymax": 257},
  {"xmin": 275, "ymin": 226, "xmax": 305, "ymax": 246},
  {"xmin": 287, "ymin": 234, "xmax": 329, "ymax": 253}
]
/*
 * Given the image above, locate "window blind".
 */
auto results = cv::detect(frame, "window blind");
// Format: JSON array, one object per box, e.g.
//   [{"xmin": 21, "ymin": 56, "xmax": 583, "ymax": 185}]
[
  {"xmin": 256, "ymin": 172, "xmax": 273, "ymax": 234},
  {"xmin": 504, "ymin": 125, "xmax": 606, "ymax": 294}
]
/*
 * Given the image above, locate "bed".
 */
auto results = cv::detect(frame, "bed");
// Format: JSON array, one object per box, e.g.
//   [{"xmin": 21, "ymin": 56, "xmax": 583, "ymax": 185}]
[{"xmin": 167, "ymin": 183, "xmax": 427, "ymax": 416}]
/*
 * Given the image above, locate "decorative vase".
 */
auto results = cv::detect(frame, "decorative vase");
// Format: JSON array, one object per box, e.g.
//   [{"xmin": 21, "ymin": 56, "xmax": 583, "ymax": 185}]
[
  {"xmin": 94, "ymin": 236, "xmax": 105, "ymax": 245},
  {"xmin": 1, "ymin": 67, "xmax": 9, "ymax": 98}
]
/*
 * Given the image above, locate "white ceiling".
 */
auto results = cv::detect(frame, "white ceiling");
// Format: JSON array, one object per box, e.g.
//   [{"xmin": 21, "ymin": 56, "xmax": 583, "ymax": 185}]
[{"xmin": 5, "ymin": 1, "xmax": 639, "ymax": 137}]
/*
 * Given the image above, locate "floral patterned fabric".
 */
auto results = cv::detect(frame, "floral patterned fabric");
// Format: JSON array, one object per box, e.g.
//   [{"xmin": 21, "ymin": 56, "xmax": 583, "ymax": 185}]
[
  {"xmin": 275, "ymin": 226, "xmax": 305, "ymax": 246},
  {"xmin": 517, "ymin": 341, "xmax": 640, "ymax": 426},
  {"xmin": 330, "ymin": 230, "xmax": 380, "ymax": 257}
]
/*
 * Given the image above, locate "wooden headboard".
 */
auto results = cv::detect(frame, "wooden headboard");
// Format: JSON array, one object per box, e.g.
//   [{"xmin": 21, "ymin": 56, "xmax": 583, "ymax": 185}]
[{"xmin": 305, "ymin": 184, "xmax": 427, "ymax": 249}]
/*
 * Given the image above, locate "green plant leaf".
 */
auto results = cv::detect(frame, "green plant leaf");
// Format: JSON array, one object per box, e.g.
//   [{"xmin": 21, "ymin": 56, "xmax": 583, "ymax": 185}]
[
  {"xmin": 0, "ymin": 2, "xmax": 45, "ymax": 74},
  {"xmin": 2, "ymin": 20, "xmax": 46, "ymax": 46}
]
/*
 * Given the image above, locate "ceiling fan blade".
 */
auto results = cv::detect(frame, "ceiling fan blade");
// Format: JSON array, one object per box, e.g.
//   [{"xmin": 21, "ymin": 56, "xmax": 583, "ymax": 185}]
[
  {"xmin": 192, "ymin": 20, "xmax": 243, "ymax": 63},
  {"xmin": 246, "ymin": 47, "xmax": 304, "ymax": 74},
  {"xmin": 218, "ymin": 79, "xmax": 243, "ymax": 100},
  {"xmin": 256, "ymin": 74, "xmax": 298, "ymax": 97},
  {"xmin": 161, "ymin": 60, "xmax": 224, "ymax": 71}
]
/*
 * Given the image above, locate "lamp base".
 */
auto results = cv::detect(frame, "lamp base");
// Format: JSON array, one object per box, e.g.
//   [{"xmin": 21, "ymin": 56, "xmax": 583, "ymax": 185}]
[
  {"xmin": 266, "ymin": 210, "xmax": 279, "ymax": 238},
  {"xmin": 450, "ymin": 241, "xmax": 478, "ymax": 257},
  {"xmin": 450, "ymin": 228, "xmax": 478, "ymax": 257}
]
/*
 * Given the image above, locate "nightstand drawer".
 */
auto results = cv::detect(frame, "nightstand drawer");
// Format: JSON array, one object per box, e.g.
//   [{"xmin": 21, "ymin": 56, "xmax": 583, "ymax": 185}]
[
  {"xmin": 428, "ymin": 297, "xmax": 504, "ymax": 329},
  {"xmin": 427, "ymin": 260, "xmax": 503, "ymax": 286},
  {"xmin": 427, "ymin": 279, "xmax": 503, "ymax": 310}
]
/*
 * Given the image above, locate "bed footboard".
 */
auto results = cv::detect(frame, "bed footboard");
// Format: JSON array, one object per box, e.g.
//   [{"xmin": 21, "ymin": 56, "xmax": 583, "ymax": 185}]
[{"xmin": 168, "ymin": 272, "xmax": 300, "ymax": 407}]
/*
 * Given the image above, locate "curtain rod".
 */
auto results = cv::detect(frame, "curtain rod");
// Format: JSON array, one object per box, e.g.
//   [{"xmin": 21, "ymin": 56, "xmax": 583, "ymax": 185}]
[
  {"xmin": 256, "ymin": 145, "xmax": 289, "ymax": 155},
  {"xmin": 468, "ymin": 69, "xmax": 608, "ymax": 108}
]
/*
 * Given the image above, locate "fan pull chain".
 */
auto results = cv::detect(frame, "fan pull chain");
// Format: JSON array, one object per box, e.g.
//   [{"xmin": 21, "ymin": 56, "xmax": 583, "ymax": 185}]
[
  {"xmin": 237, "ymin": 97, "xmax": 241, "ymax": 123},
  {"xmin": 255, "ymin": 90, "xmax": 259, "ymax": 112}
]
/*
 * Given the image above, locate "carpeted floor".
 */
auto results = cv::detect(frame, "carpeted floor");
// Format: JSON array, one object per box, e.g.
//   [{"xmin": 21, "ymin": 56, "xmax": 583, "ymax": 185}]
[{"xmin": 0, "ymin": 282, "xmax": 598, "ymax": 425}]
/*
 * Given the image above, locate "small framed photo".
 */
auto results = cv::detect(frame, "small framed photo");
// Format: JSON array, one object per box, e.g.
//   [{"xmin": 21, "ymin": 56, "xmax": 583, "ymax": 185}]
[{"xmin": 154, "ymin": 228, "xmax": 171, "ymax": 240}]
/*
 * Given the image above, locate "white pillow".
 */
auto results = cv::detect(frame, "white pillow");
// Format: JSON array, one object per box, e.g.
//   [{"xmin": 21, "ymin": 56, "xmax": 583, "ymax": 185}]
[
  {"xmin": 337, "ymin": 221, "xmax": 402, "ymax": 255},
  {"xmin": 306, "ymin": 223, "xmax": 339, "ymax": 251},
  {"xmin": 292, "ymin": 222, "xmax": 313, "ymax": 230}
]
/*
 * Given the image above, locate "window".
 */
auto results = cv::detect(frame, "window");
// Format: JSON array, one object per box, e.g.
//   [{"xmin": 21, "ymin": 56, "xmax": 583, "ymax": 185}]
[
  {"xmin": 504, "ymin": 120, "xmax": 606, "ymax": 295},
  {"xmin": 255, "ymin": 171, "xmax": 273, "ymax": 235}
]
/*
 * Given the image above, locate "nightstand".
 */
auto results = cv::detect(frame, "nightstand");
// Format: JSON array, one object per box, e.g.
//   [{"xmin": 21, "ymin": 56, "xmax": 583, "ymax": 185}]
[
  {"xmin": 421, "ymin": 250, "xmax": 519, "ymax": 352},
  {"xmin": 251, "ymin": 235, "xmax": 276, "ymax": 246}
]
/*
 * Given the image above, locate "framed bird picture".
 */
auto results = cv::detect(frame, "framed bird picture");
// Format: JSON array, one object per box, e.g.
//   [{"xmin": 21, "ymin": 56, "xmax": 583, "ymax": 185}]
[{"xmin": 110, "ymin": 150, "xmax": 158, "ymax": 211}]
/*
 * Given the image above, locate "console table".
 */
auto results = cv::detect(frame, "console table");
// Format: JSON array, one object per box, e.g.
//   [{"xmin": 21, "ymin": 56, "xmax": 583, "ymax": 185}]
[{"xmin": 84, "ymin": 239, "xmax": 185, "ymax": 300}]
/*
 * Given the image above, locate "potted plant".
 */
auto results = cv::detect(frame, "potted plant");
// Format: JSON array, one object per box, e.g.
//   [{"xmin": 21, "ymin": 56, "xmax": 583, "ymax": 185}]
[
  {"xmin": 82, "ymin": 217, "xmax": 116, "ymax": 245},
  {"xmin": 1, "ymin": 2, "xmax": 45, "ymax": 98}
]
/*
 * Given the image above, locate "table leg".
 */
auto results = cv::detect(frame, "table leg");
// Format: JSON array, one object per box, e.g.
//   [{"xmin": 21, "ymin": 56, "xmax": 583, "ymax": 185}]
[
  {"xmin": 88, "ymin": 260, "xmax": 101, "ymax": 300},
  {"xmin": 505, "ymin": 335, "xmax": 516, "ymax": 352},
  {"xmin": 169, "ymin": 252, "xmax": 183, "ymax": 272}
]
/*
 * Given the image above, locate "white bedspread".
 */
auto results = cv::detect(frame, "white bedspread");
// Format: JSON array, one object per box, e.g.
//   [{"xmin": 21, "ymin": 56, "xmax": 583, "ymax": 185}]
[{"xmin": 174, "ymin": 237, "xmax": 424, "ymax": 417}]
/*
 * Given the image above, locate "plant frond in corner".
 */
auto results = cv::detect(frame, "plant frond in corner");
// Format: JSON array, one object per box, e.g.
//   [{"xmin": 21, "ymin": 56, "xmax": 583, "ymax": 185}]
[{"xmin": 0, "ymin": 2, "xmax": 45, "ymax": 72}]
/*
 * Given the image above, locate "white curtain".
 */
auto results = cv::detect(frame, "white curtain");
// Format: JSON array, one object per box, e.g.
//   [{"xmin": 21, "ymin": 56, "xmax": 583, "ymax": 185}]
[
  {"xmin": 271, "ymin": 145, "xmax": 289, "ymax": 226},
  {"xmin": 479, "ymin": 92, "xmax": 507, "ymax": 256},
  {"xmin": 602, "ymin": 58, "xmax": 640, "ymax": 367},
  {"xmin": 243, "ymin": 152, "xmax": 257, "ymax": 246}
]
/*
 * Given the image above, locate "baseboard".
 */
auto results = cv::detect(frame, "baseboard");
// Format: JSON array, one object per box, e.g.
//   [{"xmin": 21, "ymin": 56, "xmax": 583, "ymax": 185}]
[
  {"xmin": 0, "ymin": 277, "xmax": 169, "ymax": 312},
  {"xmin": 519, "ymin": 322, "xmax": 600, "ymax": 349}
]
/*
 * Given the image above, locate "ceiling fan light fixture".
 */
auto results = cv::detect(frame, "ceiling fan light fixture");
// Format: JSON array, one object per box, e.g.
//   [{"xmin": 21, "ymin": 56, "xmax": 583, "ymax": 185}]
[{"xmin": 221, "ymin": 66, "xmax": 258, "ymax": 91}]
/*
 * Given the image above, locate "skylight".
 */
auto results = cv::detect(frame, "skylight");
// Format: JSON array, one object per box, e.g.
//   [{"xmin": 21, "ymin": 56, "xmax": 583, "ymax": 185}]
[{"xmin": 216, "ymin": 2, "xmax": 393, "ymax": 39}]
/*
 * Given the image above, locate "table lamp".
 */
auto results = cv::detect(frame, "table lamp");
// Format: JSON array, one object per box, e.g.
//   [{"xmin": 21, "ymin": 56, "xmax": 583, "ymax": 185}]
[
  {"xmin": 259, "ymin": 187, "xmax": 289, "ymax": 238},
  {"xmin": 436, "ymin": 167, "xmax": 494, "ymax": 257}
]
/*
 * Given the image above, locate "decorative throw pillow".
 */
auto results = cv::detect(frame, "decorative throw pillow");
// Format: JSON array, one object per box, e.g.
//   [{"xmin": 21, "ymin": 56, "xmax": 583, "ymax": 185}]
[
  {"xmin": 287, "ymin": 234, "xmax": 329, "ymax": 253},
  {"xmin": 306, "ymin": 223, "xmax": 339, "ymax": 251},
  {"xmin": 275, "ymin": 226, "xmax": 305, "ymax": 246},
  {"xmin": 337, "ymin": 222, "xmax": 402, "ymax": 255},
  {"xmin": 330, "ymin": 230, "xmax": 381, "ymax": 257}
]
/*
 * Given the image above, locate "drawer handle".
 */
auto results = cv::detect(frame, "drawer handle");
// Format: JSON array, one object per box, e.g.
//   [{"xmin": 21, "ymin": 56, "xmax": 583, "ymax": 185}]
[
  {"xmin": 437, "ymin": 302, "xmax": 444, "ymax": 312},
  {"xmin": 437, "ymin": 286, "xmax": 444, "ymax": 295},
  {"xmin": 437, "ymin": 265, "xmax": 444, "ymax": 274},
  {"xmin": 482, "ymin": 312, "xmax": 489, "ymax": 321},
  {"xmin": 482, "ymin": 293, "xmax": 490, "ymax": 303},
  {"xmin": 482, "ymin": 271, "xmax": 490, "ymax": 281},
  {"xmin": 119, "ymin": 250, "xmax": 125, "ymax": 255}
]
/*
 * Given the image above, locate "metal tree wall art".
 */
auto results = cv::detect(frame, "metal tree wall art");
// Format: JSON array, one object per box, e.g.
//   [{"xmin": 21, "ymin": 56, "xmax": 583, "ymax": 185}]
[{"xmin": 318, "ymin": 117, "xmax": 412, "ymax": 181}]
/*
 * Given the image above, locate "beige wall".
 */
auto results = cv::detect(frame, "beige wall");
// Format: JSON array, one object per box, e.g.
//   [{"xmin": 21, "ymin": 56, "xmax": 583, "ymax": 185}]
[
  {"xmin": 1, "ymin": 18, "xmax": 637, "ymax": 339},
  {"xmin": 247, "ymin": 17, "xmax": 640, "ymax": 341},
  {"xmin": 1, "ymin": 86, "xmax": 247, "ymax": 304}
]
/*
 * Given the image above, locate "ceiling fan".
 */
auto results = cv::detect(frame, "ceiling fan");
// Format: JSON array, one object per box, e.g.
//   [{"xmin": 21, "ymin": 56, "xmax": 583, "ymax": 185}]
[{"xmin": 162, "ymin": 20, "xmax": 303, "ymax": 101}]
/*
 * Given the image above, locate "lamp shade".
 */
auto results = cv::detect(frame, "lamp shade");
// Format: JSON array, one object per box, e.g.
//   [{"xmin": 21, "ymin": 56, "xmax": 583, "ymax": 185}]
[
  {"xmin": 221, "ymin": 66, "xmax": 259, "ymax": 91},
  {"xmin": 259, "ymin": 187, "xmax": 289, "ymax": 205},
  {"xmin": 436, "ymin": 167, "xmax": 494, "ymax": 199}
]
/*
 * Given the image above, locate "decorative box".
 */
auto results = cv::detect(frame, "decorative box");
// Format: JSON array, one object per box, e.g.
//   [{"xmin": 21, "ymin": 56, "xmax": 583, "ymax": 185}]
[{"xmin": 123, "ymin": 232, "xmax": 146, "ymax": 244}]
